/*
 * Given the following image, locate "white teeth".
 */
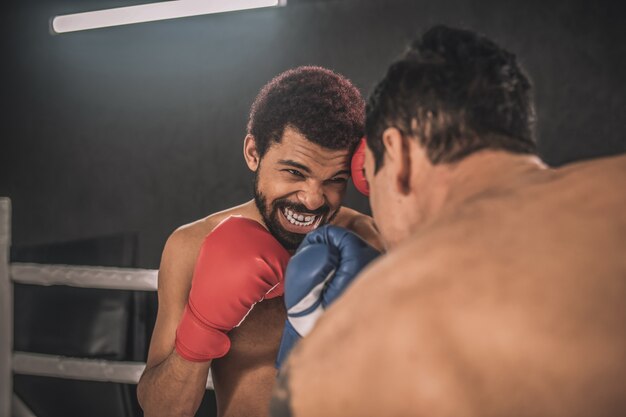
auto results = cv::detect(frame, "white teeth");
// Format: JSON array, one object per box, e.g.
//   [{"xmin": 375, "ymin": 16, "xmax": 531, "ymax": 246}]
[{"xmin": 283, "ymin": 207, "xmax": 316, "ymax": 227}]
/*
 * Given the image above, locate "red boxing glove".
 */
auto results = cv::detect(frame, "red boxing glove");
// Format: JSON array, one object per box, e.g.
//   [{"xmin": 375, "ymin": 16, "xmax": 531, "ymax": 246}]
[
  {"xmin": 175, "ymin": 216, "xmax": 290, "ymax": 361},
  {"xmin": 351, "ymin": 137, "xmax": 369, "ymax": 196}
]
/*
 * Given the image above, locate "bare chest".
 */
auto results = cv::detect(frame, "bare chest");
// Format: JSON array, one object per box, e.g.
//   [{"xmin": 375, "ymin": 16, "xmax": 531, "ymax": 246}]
[
  {"xmin": 210, "ymin": 298, "xmax": 287, "ymax": 416},
  {"xmin": 227, "ymin": 297, "xmax": 287, "ymax": 356}
]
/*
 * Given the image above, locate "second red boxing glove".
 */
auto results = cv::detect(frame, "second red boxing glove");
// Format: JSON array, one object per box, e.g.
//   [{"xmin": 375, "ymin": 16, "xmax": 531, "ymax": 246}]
[{"xmin": 351, "ymin": 138, "xmax": 369, "ymax": 196}]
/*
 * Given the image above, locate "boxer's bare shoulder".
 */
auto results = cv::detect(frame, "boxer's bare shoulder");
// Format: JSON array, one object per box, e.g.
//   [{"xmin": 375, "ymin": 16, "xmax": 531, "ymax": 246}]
[
  {"xmin": 558, "ymin": 151, "xmax": 626, "ymax": 179},
  {"xmin": 332, "ymin": 206, "xmax": 384, "ymax": 251},
  {"xmin": 164, "ymin": 200, "xmax": 264, "ymax": 272}
]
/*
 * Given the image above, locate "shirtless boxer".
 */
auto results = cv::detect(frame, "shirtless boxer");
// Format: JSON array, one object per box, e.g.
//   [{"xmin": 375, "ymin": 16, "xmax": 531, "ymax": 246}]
[
  {"xmin": 271, "ymin": 26, "xmax": 626, "ymax": 416},
  {"xmin": 136, "ymin": 66, "xmax": 382, "ymax": 417}
]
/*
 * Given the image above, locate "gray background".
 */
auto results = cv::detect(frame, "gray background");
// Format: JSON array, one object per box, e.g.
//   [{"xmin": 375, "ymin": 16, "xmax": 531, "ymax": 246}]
[{"xmin": 1, "ymin": 0, "xmax": 624, "ymax": 268}]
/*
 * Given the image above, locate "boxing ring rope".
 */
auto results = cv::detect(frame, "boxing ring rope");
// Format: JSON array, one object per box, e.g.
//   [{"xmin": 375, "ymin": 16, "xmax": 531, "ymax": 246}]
[
  {"xmin": 0, "ymin": 198, "xmax": 213, "ymax": 417},
  {"xmin": 11, "ymin": 352, "xmax": 147, "ymax": 384},
  {"xmin": 11, "ymin": 263, "xmax": 159, "ymax": 291},
  {"xmin": 1, "ymin": 198, "xmax": 12, "ymax": 417}
]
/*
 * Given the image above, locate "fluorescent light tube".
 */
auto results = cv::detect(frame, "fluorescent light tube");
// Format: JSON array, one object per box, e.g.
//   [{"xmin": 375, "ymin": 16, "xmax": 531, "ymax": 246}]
[{"xmin": 52, "ymin": 0, "xmax": 285, "ymax": 34}]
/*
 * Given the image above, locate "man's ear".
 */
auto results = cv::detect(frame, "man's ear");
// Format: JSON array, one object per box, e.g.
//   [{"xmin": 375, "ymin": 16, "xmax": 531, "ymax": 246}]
[
  {"xmin": 381, "ymin": 127, "xmax": 411, "ymax": 195},
  {"xmin": 243, "ymin": 134, "xmax": 260, "ymax": 171}
]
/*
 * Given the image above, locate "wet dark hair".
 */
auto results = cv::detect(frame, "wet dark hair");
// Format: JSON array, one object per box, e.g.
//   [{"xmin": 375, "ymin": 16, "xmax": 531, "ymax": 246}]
[
  {"xmin": 366, "ymin": 25, "xmax": 537, "ymax": 171},
  {"xmin": 248, "ymin": 66, "xmax": 365, "ymax": 157}
]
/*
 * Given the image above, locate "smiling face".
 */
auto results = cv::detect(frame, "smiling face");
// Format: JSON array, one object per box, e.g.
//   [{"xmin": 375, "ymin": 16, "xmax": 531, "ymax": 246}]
[{"xmin": 245, "ymin": 126, "xmax": 351, "ymax": 250}]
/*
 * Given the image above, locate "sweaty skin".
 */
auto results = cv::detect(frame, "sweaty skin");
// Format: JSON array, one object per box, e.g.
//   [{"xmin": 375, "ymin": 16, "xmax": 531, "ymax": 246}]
[{"xmin": 280, "ymin": 153, "xmax": 626, "ymax": 417}]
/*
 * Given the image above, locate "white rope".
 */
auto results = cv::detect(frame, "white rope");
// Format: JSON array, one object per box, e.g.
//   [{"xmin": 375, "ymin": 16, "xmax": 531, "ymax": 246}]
[
  {"xmin": 12, "ymin": 351, "xmax": 146, "ymax": 384},
  {"xmin": 11, "ymin": 263, "xmax": 158, "ymax": 291},
  {"xmin": 0, "ymin": 198, "xmax": 12, "ymax": 417},
  {"xmin": 0, "ymin": 198, "xmax": 9, "ymax": 246},
  {"xmin": 12, "ymin": 352, "xmax": 214, "ymax": 389}
]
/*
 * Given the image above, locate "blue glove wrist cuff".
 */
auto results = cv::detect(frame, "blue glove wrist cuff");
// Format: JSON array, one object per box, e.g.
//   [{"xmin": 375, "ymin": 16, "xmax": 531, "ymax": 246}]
[{"xmin": 275, "ymin": 319, "xmax": 302, "ymax": 369}]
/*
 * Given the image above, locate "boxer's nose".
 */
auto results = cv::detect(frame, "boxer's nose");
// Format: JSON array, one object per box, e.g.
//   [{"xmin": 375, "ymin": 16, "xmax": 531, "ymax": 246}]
[{"xmin": 297, "ymin": 180, "xmax": 326, "ymax": 212}]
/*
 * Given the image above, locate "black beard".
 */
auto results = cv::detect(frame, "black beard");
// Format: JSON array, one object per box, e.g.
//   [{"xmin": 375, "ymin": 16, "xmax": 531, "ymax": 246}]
[{"xmin": 253, "ymin": 171, "xmax": 335, "ymax": 251}]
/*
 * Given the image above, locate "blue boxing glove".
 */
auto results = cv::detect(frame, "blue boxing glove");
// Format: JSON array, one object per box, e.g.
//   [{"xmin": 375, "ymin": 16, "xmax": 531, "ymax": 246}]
[{"xmin": 275, "ymin": 225, "xmax": 380, "ymax": 369}]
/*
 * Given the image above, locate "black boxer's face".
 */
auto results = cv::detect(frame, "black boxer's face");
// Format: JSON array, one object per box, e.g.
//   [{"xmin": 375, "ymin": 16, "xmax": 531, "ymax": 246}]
[{"xmin": 246, "ymin": 126, "xmax": 350, "ymax": 250}]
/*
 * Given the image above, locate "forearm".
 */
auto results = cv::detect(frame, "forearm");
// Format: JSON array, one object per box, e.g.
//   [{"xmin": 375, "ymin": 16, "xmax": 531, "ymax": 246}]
[{"xmin": 138, "ymin": 350, "xmax": 211, "ymax": 417}]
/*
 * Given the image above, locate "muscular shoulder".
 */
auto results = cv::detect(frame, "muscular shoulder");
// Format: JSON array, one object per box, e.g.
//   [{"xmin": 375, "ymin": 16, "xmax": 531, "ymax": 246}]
[
  {"xmin": 555, "ymin": 154, "xmax": 626, "ymax": 209},
  {"xmin": 162, "ymin": 201, "xmax": 262, "ymax": 267},
  {"xmin": 162, "ymin": 217, "xmax": 216, "ymax": 268},
  {"xmin": 159, "ymin": 203, "xmax": 258, "ymax": 294},
  {"xmin": 562, "ymin": 153, "xmax": 626, "ymax": 179},
  {"xmin": 157, "ymin": 218, "xmax": 215, "ymax": 303},
  {"xmin": 331, "ymin": 207, "xmax": 384, "ymax": 251}
]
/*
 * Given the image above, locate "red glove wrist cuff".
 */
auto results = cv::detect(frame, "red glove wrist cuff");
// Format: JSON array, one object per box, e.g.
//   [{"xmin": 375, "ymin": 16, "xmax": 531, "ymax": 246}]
[{"xmin": 175, "ymin": 304, "xmax": 231, "ymax": 362}]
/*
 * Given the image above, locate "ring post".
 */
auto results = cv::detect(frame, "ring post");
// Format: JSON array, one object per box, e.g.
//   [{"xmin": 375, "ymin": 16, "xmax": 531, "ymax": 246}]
[{"xmin": 0, "ymin": 198, "xmax": 12, "ymax": 417}]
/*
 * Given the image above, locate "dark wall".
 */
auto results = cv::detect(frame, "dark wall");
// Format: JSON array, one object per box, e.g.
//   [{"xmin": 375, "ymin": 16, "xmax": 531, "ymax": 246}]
[{"xmin": 2, "ymin": 0, "xmax": 624, "ymax": 268}]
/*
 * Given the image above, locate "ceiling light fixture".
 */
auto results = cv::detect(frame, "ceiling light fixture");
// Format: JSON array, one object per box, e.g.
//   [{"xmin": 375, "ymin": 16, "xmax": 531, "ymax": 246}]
[{"xmin": 52, "ymin": 0, "xmax": 286, "ymax": 34}]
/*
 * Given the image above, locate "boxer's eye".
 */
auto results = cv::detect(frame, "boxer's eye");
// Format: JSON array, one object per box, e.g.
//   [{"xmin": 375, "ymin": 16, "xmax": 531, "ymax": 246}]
[
  {"xmin": 284, "ymin": 169, "xmax": 305, "ymax": 178},
  {"xmin": 325, "ymin": 177, "xmax": 348, "ymax": 184}
]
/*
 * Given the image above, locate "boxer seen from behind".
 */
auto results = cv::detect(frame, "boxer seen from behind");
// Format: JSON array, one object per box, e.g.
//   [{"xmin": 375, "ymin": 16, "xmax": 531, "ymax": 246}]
[
  {"xmin": 136, "ymin": 66, "xmax": 382, "ymax": 417},
  {"xmin": 271, "ymin": 26, "xmax": 626, "ymax": 417}
]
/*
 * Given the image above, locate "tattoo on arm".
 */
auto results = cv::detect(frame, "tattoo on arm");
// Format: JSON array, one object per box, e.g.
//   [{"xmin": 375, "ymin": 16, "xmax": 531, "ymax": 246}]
[{"xmin": 270, "ymin": 364, "xmax": 294, "ymax": 417}]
